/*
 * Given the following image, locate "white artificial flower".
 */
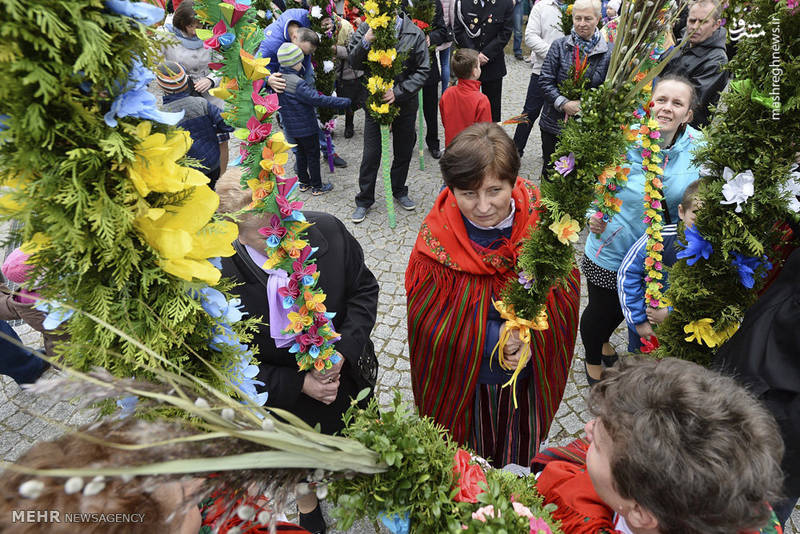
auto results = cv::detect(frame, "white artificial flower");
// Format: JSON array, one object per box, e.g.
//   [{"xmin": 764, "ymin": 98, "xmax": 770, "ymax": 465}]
[
  {"xmin": 310, "ymin": 5, "xmax": 323, "ymax": 18},
  {"xmin": 194, "ymin": 397, "xmax": 210, "ymax": 409},
  {"xmin": 323, "ymin": 60, "xmax": 334, "ymax": 73},
  {"xmin": 83, "ymin": 476, "xmax": 106, "ymax": 496},
  {"xmin": 720, "ymin": 166, "xmax": 755, "ymax": 213},
  {"xmin": 261, "ymin": 417, "xmax": 275, "ymax": 431},
  {"xmin": 19, "ymin": 480, "xmax": 45, "ymax": 499},
  {"xmin": 237, "ymin": 505, "xmax": 255, "ymax": 521},
  {"xmin": 779, "ymin": 163, "xmax": 800, "ymax": 213},
  {"xmin": 221, "ymin": 407, "xmax": 235, "ymax": 421},
  {"xmin": 64, "ymin": 477, "xmax": 84, "ymax": 495}
]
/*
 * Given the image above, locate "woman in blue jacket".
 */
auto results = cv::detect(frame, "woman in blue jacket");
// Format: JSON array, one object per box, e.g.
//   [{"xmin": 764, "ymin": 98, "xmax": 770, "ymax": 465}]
[{"xmin": 581, "ymin": 74, "xmax": 703, "ymax": 383}]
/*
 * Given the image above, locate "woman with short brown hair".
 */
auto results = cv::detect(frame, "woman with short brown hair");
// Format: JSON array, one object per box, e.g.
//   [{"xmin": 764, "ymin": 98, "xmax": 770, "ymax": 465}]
[{"xmin": 406, "ymin": 123, "xmax": 580, "ymax": 467}]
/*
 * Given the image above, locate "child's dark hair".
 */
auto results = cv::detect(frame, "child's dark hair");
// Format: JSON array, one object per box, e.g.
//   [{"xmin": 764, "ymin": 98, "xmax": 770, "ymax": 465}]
[
  {"xmin": 451, "ymin": 48, "xmax": 480, "ymax": 80},
  {"xmin": 295, "ymin": 27, "xmax": 320, "ymax": 48},
  {"xmin": 680, "ymin": 179, "xmax": 700, "ymax": 209},
  {"xmin": 589, "ymin": 357, "xmax": 784, "ymax": 534},
  {"xmin": 172, "ymin": 0, "xmax": 198, "ymax": 32}
]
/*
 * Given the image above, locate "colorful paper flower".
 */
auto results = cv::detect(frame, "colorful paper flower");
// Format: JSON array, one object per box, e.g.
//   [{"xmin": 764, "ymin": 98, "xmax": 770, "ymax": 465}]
[
  {"xmin": 731, "ymin": 252, "xmax": 771, "ymax": 289},
  {"xmin": 518, "ymin": 271, "xmax": 534, "ymax": 289},
  {"xmin": 683, "ymin": 317, "xmax": 719, "ymax": 347},
  {"xmin": 548, "ymin": 214, "xmax": 581, "ymax": 245},
  {"xmin": 554, "ymin": 152, "xmax": 575, "ymax": 176},
  {"xmin": 197, "ymin": 20, "xmax": 233, "ymax": 50},
  {"xmin": 219, "ymin": 0, "xmax": 249, "ymax": 26},
  {"xmin": 677, "ymin": 225, "xmax": 713, "ymax": 266},
  {"xmin": 779, "ymin": 163, "xmax": 800, "ymax": 213},
  {"xmin": 258, "ymin": 214, "xmax": 288, "ymax": 248},
  {"xmin": 720, "ymin": 167, "xmax": 755, "ymax": 213},
  {"xmin": 639, "ymin": 334, "xmax": 659, "ymax": 354},
  {"xmin": 134, "ymin": 185, "xmax": 237, "ymax": 284},
  {"xmin": 245, "ymin": 115, "xmax": 273, "ymax": 143},
  {"xmin": 369, "ymin": 102, "xmax": 391, "ymax": 114},
  {"xmin": 240, "ymin": 48, "xmax": 270, "ymax": 80},
  {"xmin": 127, "ymin": 121, "xmax": 208, "ymax": 196},
  {"xmin": 530, "ymin": 517, "xmax": 553, "ymax": 534},
  {"xmin": 34, "ymin": 301, "xmax": 75, "ymax": 330},
  {"xmin": 367, "ymin": 48, "xmax": 397, "ymax": 67}
]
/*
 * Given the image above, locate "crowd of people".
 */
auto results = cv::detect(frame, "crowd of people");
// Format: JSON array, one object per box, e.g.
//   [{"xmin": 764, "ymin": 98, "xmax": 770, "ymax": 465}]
[{"xmin": 2, "ymin": 0, "xmax": 797, "ymax": 532}]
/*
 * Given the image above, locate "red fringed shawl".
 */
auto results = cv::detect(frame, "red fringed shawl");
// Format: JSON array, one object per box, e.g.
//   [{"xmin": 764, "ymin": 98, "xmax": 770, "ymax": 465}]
[{"xmin": 405, "ymin": 178, "xmax": 580, "ymax": 445}]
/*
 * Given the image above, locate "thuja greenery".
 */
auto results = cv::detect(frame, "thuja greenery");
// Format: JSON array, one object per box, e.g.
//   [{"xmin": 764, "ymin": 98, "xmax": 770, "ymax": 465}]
[
  {"xmin": 0, "ymin": 0, "xmax": 255, "ymax": 389},
  {"xmin": 330, "ymin": 392, "xmax": 461, "ymax": 532},
  {"xmin": 654, "ymin": 0, "xmax": 800, "ymax": 365}
]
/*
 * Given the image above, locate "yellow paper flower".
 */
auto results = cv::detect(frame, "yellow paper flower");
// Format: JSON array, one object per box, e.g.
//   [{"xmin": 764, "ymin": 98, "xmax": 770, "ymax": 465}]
[
  {"xmin": 19, "ymin": 233, "xmax": 50, "ymax": 254},
  {"xmin": 549, "ymin": 214, "xmax": 581, "ymax": 245},
  {"xmin": 127, "ymin": 122, "xmax": 209, "ymax": 197},
  {"xmin": 268, "ymin": 131, "xmax": 294, "ymax": 155},
  {"xmin": 366, "ymin": 13, "xmax": 390, "ymax": 28},
  {"xmin": 0, "ymin": 173, "xmax": 30, "ymax": 215},
  {"xmin": 240, "ymin": 48, "xmax": 270, "ymax": 80},
  {"xmin": 368, "ymin": 48, "xmax": 397, "ymax": 67},
  {"xmin": 304, "ymin": 290, "xmax": 327, "ymax": 313},
  {"xmin": 367, "ymin": 76, "xmax": 393, "ymax": 95},
  {"xmin": 287, "ymin": 308, "xmax": 313, "ymax": 333},
  {"xmin": 134, "ymin": 185, "xmax": 237, "ymax": 285},
  {"xmin": 370, "ymin": 102, "xmax": 391, "ymax": 114},
  {"xmin": 363, "ymin": 0, "xmax": 379, "ymax": 14},
  {"xmin": 209, "ymin": 77, "xmax": 238, "ymax": 100},
  {"xmin": 683, "ymin": 318, "xmax": 722, "ymax": 347}
]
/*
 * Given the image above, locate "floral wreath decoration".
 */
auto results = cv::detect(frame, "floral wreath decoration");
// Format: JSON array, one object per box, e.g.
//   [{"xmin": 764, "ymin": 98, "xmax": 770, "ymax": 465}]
[{"xmin": 195, "ymin": 0, "xmax": 342, "ymax": 373}]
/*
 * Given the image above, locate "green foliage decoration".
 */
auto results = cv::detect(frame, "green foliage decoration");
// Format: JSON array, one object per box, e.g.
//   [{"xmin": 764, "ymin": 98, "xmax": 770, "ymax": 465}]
[
  {"xmin": 0, "ymin": 0, "xmax": 255, "ymax": 393},
  {"xmin": 653, "ymin": 0, "xmax": 800, "ymax": 365}
]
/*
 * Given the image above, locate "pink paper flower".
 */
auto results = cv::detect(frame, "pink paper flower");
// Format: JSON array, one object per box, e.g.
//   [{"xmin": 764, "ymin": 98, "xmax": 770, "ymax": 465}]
[
  {"xmin": 530, "ymin": 517, "xmax": 552, "ymax": 534},
  {"xmin": 246, "ymin": 116, "xmax": 273, "ymax": 143}
]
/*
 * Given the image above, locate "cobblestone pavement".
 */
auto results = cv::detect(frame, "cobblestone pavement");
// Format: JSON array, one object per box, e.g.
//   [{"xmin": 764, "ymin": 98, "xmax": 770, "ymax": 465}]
[{"xmin": 2, "ymin": 52, "xmax": 797, "ymax": 533}]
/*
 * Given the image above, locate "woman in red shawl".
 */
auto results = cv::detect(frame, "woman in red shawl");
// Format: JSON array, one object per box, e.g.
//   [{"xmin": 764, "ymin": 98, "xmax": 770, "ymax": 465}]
[{"xmin": 405, "ymin": 122, "xmax": 580, "ymax": 467}]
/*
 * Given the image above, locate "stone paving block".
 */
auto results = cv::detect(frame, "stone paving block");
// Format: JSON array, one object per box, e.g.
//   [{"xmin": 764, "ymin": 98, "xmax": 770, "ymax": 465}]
[
  {"xmin": 4, "ymin": 412, "xmax": 32, "ymax": 432},
  {"xmin": 5, "ymin": 439, "xmax": 34, "ymax": 462},
  {"xmin": 383, "ymin": 339, "xmax": 405, "ymax": 357},
  {"xmin": 19, "ymin": 416, "xmax": 50, "ymax": 439}
]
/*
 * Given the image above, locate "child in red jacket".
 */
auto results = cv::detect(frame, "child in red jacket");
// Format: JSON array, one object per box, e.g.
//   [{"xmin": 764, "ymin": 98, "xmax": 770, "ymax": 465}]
[{"xmin": 439, "ymin": 48, "xmax": 492, "ymax": 148}]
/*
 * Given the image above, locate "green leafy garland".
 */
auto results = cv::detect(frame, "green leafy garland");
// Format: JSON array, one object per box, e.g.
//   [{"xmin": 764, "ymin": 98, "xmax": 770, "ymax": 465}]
[
  {"xmin": 330, "ymin": 393, "xmax": 561, "ymax": 533},
  {"xmin": 0, "ymin": 0, "xmax": 255, "ymax": 391},
  {"xmin": 362, "ymin": 0, "xmax": 404, "ymax": 123},
  {"xmin": 307, "ymin": 0, "xmax": 340, "ymax": 128},
  {"xmin": 653, "ymin": 0, "xmax": 800, "ymax": 365}
]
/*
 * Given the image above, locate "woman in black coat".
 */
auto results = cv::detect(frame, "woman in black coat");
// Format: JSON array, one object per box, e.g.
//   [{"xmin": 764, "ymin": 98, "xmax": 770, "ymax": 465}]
[
  {"xmin": 216, "ymin": 171, "xmax": 380, "ymax": 436},
  {"xmin": 453, "ymin": 0, "xmax": 514, "ymax": 121}
]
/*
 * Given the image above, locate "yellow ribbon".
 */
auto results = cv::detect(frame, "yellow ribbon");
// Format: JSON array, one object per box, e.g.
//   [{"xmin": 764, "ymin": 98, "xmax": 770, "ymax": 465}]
[{"xmin": 490, "ymin": 301, "xmax": 549, "ymax": 409}]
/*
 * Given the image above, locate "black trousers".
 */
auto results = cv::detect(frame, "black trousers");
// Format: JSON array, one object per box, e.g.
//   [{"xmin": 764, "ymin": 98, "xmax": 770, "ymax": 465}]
[
  {"xmin": 512, "ymin": 73, "xmax": 545, "ymax": 157},
  {"xmin": 579, "ymin": 279, "xmax": 624, "ymax": 366},
  {"xmin": 355, "ymin": 96, "xmax": 418, "ymax": 207},
  {"xmin": 422, "ymin": 82, "xmax": 440, "ymax": 151},
  {"xmin": 294, "ymin": 133, "xmax": 322, "ymax": 188},
  {"xmin": 540, "ymin": 128, "xmax": 559, "ymax": 180},
  {"xmin": 482, "ymin": 77, "xmax": 503, "ymax": 122}
]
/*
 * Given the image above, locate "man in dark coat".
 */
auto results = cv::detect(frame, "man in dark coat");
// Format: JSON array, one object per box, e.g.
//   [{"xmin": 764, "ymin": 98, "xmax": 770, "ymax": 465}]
[
  {"xmin": 348, "ymin": 9, "xmax": 430, "ymax": 222},
  {"xmin": 715, "ymin": 247, "xmax": 800, "ymax": 527},
  {"xmin": 661, "ymin": 0, "xmax": 729, "ymax": 128},
  {"xmin": 402, "ymin": 0, "xmax": 451, "ymax": 159},
  {"xmin": 453, "ymin": 0, "xmax": 514, "ymax": 121},
  {"xmin": 218, "ymin": 172, "xmax": 379, "ymax": 435}
]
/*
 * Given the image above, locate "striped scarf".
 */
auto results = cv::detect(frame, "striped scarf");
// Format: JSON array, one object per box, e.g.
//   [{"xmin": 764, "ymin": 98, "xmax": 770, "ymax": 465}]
[{"xmin": 571, "ymin": 27, "xmax": 601, "ymax": 56}]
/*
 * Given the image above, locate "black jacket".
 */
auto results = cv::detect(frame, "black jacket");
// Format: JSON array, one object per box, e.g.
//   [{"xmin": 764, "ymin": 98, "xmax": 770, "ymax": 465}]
[
  {"xmin": 348, "ymin": 13, "xmax": 431, "ymax": 102},
  {"xmin": 453, "ymin": 0, "xmax": 514, "ymax": 82},
  {"xmin": 662, "ymin": 27, "xmax": 729, "ymax": 128},
  {"xmin": 220, "ymin": 212, "xmax": 379, "ymax": 434},
  {"xmin": 539, "ymin": 33, "xmax": 612, "ymax": 135},
  {"xmin": 402, "ymin": 0, "xmax": 451, "ymax": 86},
  {"xmin": 714, "ymin": 248, "xmax": 800, "ymax": 497}
]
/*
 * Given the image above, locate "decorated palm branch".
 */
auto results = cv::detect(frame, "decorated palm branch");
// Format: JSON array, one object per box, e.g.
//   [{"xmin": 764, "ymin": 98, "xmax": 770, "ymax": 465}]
[
  {"xmin": 491, "ymin": 0, "xmax": 684, "ymax": 399},
  {"xmin": 307, "ymin": 0, "xmax": 341, "ymax": 172},
  {"xmin": 195, "ymin": 0, "xmax": 344, "ymax": 374},
  {"xmin": 652, "ymin": 0, "xmax": 800, "ymax": 365},
  {"xmin": 407, "ymin": 0, "xmax": 436, "ymax": 170},
  {"xmin": 363, "ymin": 0, "xmax": 405, "ymax": 226}
]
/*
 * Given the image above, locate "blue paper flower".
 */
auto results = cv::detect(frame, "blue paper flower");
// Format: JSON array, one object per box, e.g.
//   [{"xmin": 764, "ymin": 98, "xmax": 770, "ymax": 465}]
[
  {"xmin": 282, "ymin": 296, "xmax": 295, "ymax": 309},
  {"xmin": 302, "ymin": 275, "xmax": 314, "ymax": 286},
  {"xmin": 677, "ymin": 225, "xmax": 713, "ymax": 266},
  {"xmin": 227, "ymin": 352, "xmax": 269, "ymax": 406},
  {"xmin": 116, "ymin": 395, "xmax": 138, "ymax": 418},
  {"xmin": 378, "ymin": 512, "xmax": 410, "ymax": 534},
  {"xmin": 208, "ymin": 257, "xmax": 223, "ymax": 269},
  {"xmin": 196, "ymin": 286, "xmax": 245, "ymax": 324},
  {"xmin": 104, "ymin": 60, "xmax": 185, "ymax": 127},
  {"xmin": 34, "ymin": 301, "xmax": 75, "ymax": 330},
  {"xmin": 105, "ymin": 0, "xmax": 164, "ymax": 26},
  {"xmin": 731, "ymin": 253, "xmax": 772, "ymax": 289},
  {"xmin": 329, "ymin": 352, "xmax": 342, "ymax": 365}
]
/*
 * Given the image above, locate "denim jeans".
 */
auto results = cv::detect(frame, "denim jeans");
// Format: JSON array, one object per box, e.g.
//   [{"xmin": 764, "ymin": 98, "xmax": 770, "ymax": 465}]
[
  {"xmin": 512, "ymin": 73, "xmax": 545, "ymax": 157},
  {"xmin": 439, "ymin": 47, "xmax": 451, "ymax": 96},
  {"xmin": 513, "ymin": 0, "xmax": 524, "ymax": 56},
  {"xmin": 0, "ymin": 320, "xmax": 47, "ymax": 385}
]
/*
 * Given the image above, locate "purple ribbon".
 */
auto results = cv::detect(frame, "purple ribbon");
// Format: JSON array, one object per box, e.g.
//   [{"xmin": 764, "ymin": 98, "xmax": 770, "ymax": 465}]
[
  {"xmin": 244, "ymin": 245, "xmax": 294, "ymax": 348},
  {"xmin": 326, "ymin": 132, "xmax": 334, "ymax": 173}
]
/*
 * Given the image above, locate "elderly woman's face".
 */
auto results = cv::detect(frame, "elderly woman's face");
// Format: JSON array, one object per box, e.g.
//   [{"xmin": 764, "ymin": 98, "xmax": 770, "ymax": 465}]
[
  {"xmin": 452, "ymin": 173, "xmax": 514, "ymax": 228},
  {"xmin": 572, "ymin": 6, "xmax": 600, "ymax": 40}
]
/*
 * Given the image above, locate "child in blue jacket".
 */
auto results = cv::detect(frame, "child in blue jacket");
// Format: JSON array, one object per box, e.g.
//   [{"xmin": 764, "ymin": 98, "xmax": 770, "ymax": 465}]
[
  {"xmin": 617, "ymin": 180, "xmax": 700, "ymax": 352},
  {"xmin": 276, "ymin": 43, "xmax": 351, "ymax": 195}
]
